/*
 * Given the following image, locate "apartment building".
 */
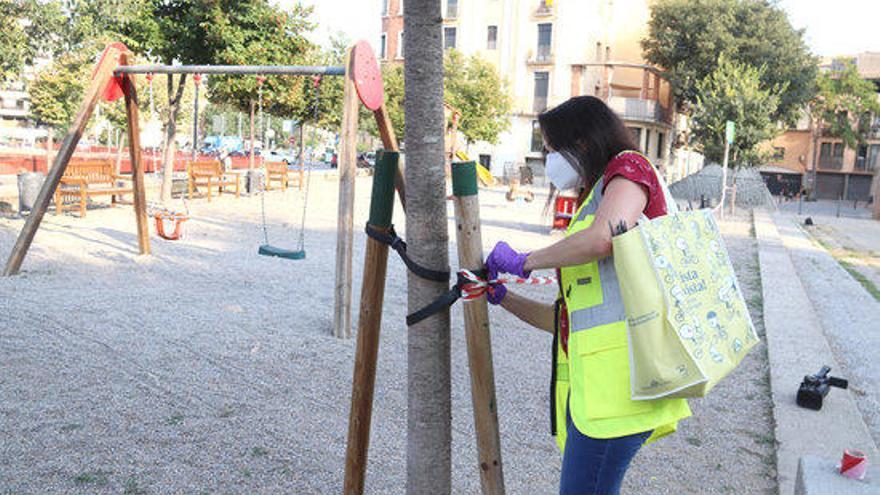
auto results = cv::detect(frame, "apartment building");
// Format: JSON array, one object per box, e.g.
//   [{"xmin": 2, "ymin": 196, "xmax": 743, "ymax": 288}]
[
  {"xmin": 379, "ymin": 0, "xmax": 680, "ymax": 184},
  {"xmin": 762, "ymin": 52, "xmax": 880, "ymax": 200}
]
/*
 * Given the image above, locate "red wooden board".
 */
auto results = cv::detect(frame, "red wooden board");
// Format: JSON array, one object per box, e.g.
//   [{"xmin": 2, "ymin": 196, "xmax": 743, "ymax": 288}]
[
  {"xmin": 352, "ymin": 40, "xmax": 384, "ymax": 111},
  {"xmin": 93, "ymin": 42, "xmax": 128, "ymax": 102}
]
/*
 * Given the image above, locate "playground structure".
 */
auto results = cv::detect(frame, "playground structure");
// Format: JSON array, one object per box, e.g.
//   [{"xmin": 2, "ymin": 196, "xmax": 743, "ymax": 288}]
[{"xmin": 1, "ymin": 41, "xmax": 405, "ymax": 343}]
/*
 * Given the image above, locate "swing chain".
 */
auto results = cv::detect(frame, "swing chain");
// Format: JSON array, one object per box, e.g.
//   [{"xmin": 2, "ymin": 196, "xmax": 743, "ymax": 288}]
[
  {"xmin": 294, "ymin": 75, "xmax": 321, "ymax": 252},
  {"xmin": 257, "ymin": 75, "xmax": 271, "ymax": 246}
]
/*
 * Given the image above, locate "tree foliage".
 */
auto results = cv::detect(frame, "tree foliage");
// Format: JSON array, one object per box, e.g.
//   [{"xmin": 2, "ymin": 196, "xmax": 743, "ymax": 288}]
[
  {"xmin": 374, "ymin": 50, "xmax": 511, "ymax": 145},
  {"xmin": 642, "ymin": 0, "xmax": 816, "ymax": 124},
  {"xmin": 813, "ymin": 62, "xmax": 880, "ymax": 150},
  {"xmin": 691, "ymin": 57, "xmax": 781, "ymax": 165},
  {"xmin": 0, "ymin": 0, "xmax": 65, "ymax": 80},
  {"xmin": 443, "ymin": 49, "xmax": 512, "ymax": 144}
]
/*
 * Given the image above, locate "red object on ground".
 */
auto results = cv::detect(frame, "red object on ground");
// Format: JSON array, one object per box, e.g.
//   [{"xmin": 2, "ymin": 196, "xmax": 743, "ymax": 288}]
[
  {"xmin": 351, "ymin": 40, "xmax": 384, "ymax": 111},
  {"xmin": 93, "ymin": 42, "xmax": 128, "ymax": 102},
  {"xmin": 553, "ymin": 196, "xmax": 578, "ymax": 230},
  {"xmin": 154, "ymin": 215, "xmax": 187, "ymax": 241}
]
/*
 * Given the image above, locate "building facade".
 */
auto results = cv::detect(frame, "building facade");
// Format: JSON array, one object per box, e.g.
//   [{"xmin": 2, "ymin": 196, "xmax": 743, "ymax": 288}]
[
  {"xmin": 379, "ymin": 0, "xmax": 682, "ymax": 184},
  {"xmin": 763, "ymin": 52, "xmax": 880, "ymax": 200}
]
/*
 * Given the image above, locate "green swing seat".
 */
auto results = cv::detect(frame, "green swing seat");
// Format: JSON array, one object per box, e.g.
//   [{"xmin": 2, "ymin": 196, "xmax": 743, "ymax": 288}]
[{"xmin": 258, "ymin": 244, "xmax": 305, "ymax": 260}]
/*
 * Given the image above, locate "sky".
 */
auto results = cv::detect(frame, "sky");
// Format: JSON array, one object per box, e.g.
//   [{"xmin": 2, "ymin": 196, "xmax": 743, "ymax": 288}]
[{"xmin": 281, "ymin": 0, "xmax": 880, "ymax": 57}]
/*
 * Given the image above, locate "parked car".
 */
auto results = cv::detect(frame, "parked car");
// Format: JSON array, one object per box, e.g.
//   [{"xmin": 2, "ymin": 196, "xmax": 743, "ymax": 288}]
[{"xmin": 264, "ymin": 149, "xmax": 298, "ymax": 165}]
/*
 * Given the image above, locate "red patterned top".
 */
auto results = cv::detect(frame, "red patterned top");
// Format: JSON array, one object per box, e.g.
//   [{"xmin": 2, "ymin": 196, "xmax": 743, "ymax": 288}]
[{"xmin": 601, "ymin": 151, "xmax": 667, "ymax": 219}]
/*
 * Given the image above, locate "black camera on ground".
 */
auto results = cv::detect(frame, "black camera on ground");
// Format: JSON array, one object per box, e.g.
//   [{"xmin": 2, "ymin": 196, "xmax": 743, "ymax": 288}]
[{"xmin": 796, "ymin": 366, "xmax": 848, "ymax": 411}]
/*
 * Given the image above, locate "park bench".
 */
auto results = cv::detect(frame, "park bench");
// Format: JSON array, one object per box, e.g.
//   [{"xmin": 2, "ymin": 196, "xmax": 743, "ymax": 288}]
[
  {"xmin": 54, "ymin": 160, "xmax": 132, "ymax": 217},
  {"xmin": 265, "ymin": 162, "xmax": 302, "ymax": 191},
  {"xmin": 187, "ymin": 159, "xmax": 240, "ymax": 201}
]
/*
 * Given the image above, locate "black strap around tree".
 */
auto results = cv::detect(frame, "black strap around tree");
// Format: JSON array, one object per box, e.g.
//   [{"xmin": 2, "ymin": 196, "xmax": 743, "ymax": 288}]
[{"xmin": 365, "ymin": 223, "xmax": 451, "ymax": 283}]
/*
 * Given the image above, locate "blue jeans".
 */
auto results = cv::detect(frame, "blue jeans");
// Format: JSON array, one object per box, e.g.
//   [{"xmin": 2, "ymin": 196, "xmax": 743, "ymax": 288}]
[{"xmin": 560, "ymin": 407, "xmax": 651, "ymax": 495}]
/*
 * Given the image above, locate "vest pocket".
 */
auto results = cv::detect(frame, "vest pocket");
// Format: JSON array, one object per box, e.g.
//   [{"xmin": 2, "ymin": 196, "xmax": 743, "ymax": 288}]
[{"xmin": 571, "ymin": 325, "xmax": 653, "ymax": 420}]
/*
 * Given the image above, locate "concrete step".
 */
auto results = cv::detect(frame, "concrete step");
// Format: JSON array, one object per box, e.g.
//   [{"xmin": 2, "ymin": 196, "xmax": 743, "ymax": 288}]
[{"xmin": 754, "ymin": 209, "xmax": 877, "ymax": 495}]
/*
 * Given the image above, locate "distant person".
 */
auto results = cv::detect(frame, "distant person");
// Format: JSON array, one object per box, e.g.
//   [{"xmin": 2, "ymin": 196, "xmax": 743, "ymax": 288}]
[{"xmin": 484, "ymin": 96, "xmax": 690, "ymax": 495}]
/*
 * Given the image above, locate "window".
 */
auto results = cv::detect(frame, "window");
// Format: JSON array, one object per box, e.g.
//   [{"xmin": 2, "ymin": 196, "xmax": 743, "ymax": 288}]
[
  {"xmin": 856, "ymin": 144, "xmax": 868, "ymax": 170},
  {"xmin": 444, "ymin": 27, "xmax": 457, "ymax": 50},
  {"xmin": 537, "ymin": 23, "xmax": 552, "ymax": 61},
  {"xmin": 531, "ymin": 120, "xmax": 543, "ymax": 152},
  {"xmin": 772, "ymin": 147, "xmax": 785, "ymax": 161},
  {"xmin": 487, "ymin": 25, "xmax": 498, "ymax": 50},
  {"xmin": 627, "ymin": 127, "xmax": 641, "ymax": 147},
  {"xmin": 380, "ymin": 33, "xmax": 387, "ymax": 59},
  {"xmin": 868, "ymin": 144, "xmax": 880, "ymax": 171},
  {"xmin": 656, "ymin": 132, "xmax": 665, "ymax": 158},
  {"xmin": 533, "ymin": 72, "xmax": 549, "ymax": 113},
  {"xmin": 595, "ymin": 42, "xmax": 602, "ymax": 61},
  {"xmin": 446, "ymin": 0, "xmax": 458, "ymax": 18},
  {"xmin": 397, "ymin": 31, "xmax": 404, "ymax": 58},
  {"xmin": 381, "ymin": 0, "xmax": 388, "ymax": 16},
  {"xmin": 819, "ymin": 142, "xmax": 844, "ymax": 169},
  {"xmin": 605, "ymin": 46, "xmax": 611, "ymax": 62}
]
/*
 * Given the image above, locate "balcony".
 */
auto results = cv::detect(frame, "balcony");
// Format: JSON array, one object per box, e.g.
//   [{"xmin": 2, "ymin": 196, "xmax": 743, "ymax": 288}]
[
  {"xmin": 607, "ymin": 96, "xmax": 671, "ymax": 125},
  {"xmin": 527, "ymin": 47, "xmax": 554, "ymax": 66}
]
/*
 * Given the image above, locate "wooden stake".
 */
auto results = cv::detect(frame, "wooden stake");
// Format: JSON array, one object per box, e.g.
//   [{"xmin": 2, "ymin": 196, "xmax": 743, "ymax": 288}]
[
  {"xmin": 121, "ymin": 52, "xmax": 151, "ymax": 255},
  {"xmin": 334, "ymin": 47, "xmax": 359, "ymax": 339},
  {"xmin": 372, "ymin": 103, "xmax": 406, "ymax": 211},
  {"xmin": 343, "ymin": 150, "xmax": 398, "ymax": 495},
  {"xmin": 452, "ymin": 162, "xmax": 505, "ymax": 494},
  {"xmin": 3, "ymin": 45, "xmax": 122, "ymax": 276}
]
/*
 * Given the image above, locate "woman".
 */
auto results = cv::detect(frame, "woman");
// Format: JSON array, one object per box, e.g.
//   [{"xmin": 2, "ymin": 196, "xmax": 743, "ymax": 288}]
[{"xmin": 485, "ymin": 96, "xmax": 691, "ymax": 495}]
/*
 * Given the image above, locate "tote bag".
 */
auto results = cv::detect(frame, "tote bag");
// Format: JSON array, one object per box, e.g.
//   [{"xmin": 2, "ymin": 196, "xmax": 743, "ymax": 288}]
[{"xmin": 612, "ymin": 171, "xmax": 759, "ymax": 400}]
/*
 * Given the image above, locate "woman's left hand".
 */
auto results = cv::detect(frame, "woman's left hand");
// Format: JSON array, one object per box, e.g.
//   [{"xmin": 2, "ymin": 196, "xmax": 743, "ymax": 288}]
[{"xmin": 485, "ymin": 241, "xmax": 531, "ymax": 279}]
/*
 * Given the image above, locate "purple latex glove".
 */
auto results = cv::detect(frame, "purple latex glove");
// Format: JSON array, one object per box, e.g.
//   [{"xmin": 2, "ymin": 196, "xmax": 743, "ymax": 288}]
[
  {"xmin": 485, "ymin": 241, "xmax": 531, "ymax": 282},
  {"xmin": 486, "ymin": 283, "xmax": 507, "ymax": 305}
]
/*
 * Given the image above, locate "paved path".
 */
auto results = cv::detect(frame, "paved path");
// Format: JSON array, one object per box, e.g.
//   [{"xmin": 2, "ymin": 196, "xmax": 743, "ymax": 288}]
[{"xmin": 754, "ymin": 210, "xmax": 877, "ymax": 495}]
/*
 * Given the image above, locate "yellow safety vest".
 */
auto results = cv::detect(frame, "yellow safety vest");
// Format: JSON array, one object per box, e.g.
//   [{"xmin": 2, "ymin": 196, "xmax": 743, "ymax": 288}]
[{"xmin": 552, "ymin": 174, "xmax": 691, "ymax": 453}]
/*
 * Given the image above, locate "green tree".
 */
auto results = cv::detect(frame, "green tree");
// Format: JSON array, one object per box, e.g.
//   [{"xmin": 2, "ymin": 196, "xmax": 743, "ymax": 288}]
[
  {"xmin": 371, "ymin": 51, "xmax": 510, "ymax": 145},
  {"xmin": 118, "ymin": 0, "xmax": 315, "ymax": 201},
  {"xmin": 642, "ymin": 0, "xmax": 816, "ymax": 124},
  {"xmin": 0, "ymin": 0, "xmax": 65, "ymax": 80},
  {"xmin": 813, "ymin": 62, "xmax": 880, "ymax": 150},
  {"xmin": 690, "ymin": 57, "xmax": 781, "ymax": 165},
  {"xmin": 443, "ymin": 49, "xmax": 512, "ymax": 145}
]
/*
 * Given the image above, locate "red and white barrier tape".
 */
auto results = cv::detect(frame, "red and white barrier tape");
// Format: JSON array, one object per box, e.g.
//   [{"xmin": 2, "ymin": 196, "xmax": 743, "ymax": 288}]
[{"xmin": 458, "ymin": 269, "xmax": 556, "ymax": 301}]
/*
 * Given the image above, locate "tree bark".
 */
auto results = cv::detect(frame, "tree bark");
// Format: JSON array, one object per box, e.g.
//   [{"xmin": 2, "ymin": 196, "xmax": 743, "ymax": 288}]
[
  {"xmin": 404, "ymin": 2, "xmax": 452, "ymax": 494},
  {"xmin": 160, "ymin": 73, "xmax": 187, "ymax": 203}
]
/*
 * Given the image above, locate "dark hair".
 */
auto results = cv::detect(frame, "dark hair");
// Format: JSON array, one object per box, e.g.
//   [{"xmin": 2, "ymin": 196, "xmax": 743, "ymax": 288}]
[{"xmin": 538, "ymin": 96, "xmax": 639, "ymax": 199}]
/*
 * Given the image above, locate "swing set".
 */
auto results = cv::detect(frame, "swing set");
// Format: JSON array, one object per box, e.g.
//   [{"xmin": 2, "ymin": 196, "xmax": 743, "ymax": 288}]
[{"xmin": 2, "ymin": 40, "xmax": 404, "ymax": 341}]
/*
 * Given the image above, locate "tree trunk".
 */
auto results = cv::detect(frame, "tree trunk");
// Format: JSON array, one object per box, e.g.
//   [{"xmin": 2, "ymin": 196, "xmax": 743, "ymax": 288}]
[
  {"xmin": 160, "ymin": 73, "xmax": 187, "ymax": 203},
  {"xmin": 404, "ymin": 2, "xmax": 452, "ymax": 494}
]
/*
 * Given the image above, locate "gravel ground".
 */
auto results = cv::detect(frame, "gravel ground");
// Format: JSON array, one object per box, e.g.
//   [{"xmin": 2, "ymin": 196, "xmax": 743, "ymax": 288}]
[{"xmin": 1, "ymin": 177, "xmax": 775, "ymax": 494}]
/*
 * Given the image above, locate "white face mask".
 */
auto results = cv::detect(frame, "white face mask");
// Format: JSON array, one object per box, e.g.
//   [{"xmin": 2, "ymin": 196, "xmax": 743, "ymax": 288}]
[{"xmin": 545, "ymin": 152, "xmax": 581, "ymax": 191}]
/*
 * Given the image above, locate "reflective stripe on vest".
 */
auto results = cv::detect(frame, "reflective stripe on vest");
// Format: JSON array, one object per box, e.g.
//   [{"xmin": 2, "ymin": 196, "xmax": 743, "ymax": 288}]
[{"xmin": 562, "ymin": 177, "xmax": 626, "ymax": 332}]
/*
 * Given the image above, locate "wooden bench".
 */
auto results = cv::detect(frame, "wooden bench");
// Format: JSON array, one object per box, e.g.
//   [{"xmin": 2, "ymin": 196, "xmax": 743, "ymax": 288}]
[
  {"xmin": 54, "ymin": 160, "xmax": 132, "ymax": 217},
  {"xmin": 265, "ymin": 162, "xmax": 302, "ymax": 191},
  {"xmin": 187, "ymin": 159, "xmax": 240, "ymax": 201}
]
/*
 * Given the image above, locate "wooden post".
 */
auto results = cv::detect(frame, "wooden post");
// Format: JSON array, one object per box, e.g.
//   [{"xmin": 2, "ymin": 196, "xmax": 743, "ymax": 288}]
[
  {"xmin": 343, "ymin": 150, "xmax": 398, "ymax": 495},
  {"xmin": 372, "ymin": 102, "xmax": 406, "ymax": 211},
  {"xmin": 451, "ymin": 161, "xmax": 505, "ymax": 494},
  {"xmin": 120, "ymin": 52, "xmax": 151, "ymax": 255},
  {"xmin": 3, "ymin": 45, "xmax": 122, "ymax": 276},
  {"xmin": 334, "ymin": 46, "xmax": 359, "ymax": 339}
]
